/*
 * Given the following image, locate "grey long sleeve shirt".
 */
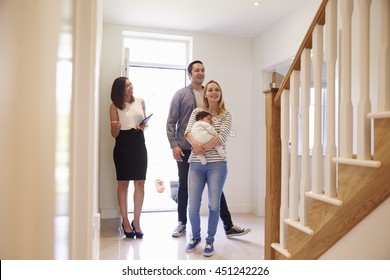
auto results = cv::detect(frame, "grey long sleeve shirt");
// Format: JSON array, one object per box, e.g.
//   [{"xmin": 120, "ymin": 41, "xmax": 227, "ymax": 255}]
[{"xmin": 166, "ymin": 85, "xmax": 197, "ymax": 150}]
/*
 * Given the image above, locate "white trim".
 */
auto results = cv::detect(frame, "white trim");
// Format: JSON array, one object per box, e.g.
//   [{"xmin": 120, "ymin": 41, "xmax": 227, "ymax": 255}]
[
  {"xmin": 70, "ymin": 0, "xmax": 101, "ymax": 260},
  {"xmin": 122, "ymin": 30, "xmax": 193, "ymax": 68},
  {"xmin": 306, "ymin": 191, "xmax": 343, "ymax": 206},
  {"xmin": 123, "ymin": 30, "xmax": 193, "ymax": 42},
  {"xmin": 332, "ymin": 157, "xmax": 381, "ymax": 168},
  {"xmin": 100, "ymin": 208, "xmax": 121, "ymax": 219},
  {"xmin": 367, "ymin": 111, "xmax": 390, "ymax": 119},
  {"xmin": 271, "ymin": 243, "xmax": 291, "ymax": 258},
  {"xmin": 284, "ymin": 219, "xmax": 314, "ymax": 235}
]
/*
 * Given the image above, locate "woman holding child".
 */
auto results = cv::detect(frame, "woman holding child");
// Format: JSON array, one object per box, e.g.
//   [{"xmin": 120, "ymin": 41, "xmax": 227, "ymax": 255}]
[{"xmin": 184, "ymin": 80, "xmax": 232, "ymax": 257}]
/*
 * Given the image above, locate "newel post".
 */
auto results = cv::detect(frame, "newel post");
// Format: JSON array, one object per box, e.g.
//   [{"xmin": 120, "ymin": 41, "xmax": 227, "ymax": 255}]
[{"xmin": 263, "ymin": 86, "xmax": 282, "ymax": 260}]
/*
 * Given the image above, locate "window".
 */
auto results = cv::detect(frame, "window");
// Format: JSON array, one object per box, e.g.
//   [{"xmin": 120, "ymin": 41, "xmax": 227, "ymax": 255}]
[{"xmin": 123, "ymin": 31, "xmax": 192, "ymax": 68}]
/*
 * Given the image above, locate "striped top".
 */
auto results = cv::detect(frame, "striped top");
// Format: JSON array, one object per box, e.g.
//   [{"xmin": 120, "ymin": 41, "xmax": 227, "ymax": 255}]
[{"xmin": 185, "ymin": 108, "xmax": 232, "ymax": 163}]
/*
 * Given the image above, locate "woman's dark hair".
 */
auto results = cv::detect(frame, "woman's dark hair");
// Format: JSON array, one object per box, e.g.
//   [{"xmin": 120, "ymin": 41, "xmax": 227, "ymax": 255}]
[
  {"xmin": 195, "ymin": 111, "xmax": 212, "ymax": 121},
  {"xmin": 187, "ymin": 60, "xmax": 203, "ymax": 74},
  {"xmin": 110, "ymin": 77, "xmax": 134, "ymax": 110}
]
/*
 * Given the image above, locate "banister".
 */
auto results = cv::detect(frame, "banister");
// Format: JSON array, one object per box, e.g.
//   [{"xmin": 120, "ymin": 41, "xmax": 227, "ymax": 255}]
[
  {"xmin": 274, "ymin": 0, "xmax": 328, "ymax": 105},
  {"xmin": 266, "ymin": 0, "xmax": 390, "ymax": 260}
]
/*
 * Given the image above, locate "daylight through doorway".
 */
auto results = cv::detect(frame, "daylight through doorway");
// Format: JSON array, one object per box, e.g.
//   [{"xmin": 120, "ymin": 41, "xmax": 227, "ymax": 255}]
[{"xmin": 127, "ymin": 66, "xmax": 187, "ymax": 212}]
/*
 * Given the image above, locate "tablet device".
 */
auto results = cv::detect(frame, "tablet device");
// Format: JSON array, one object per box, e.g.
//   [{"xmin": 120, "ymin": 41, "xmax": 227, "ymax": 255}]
[{"xmin": 139, "ymin": 113, "xmax": 153, "ymax": 126}]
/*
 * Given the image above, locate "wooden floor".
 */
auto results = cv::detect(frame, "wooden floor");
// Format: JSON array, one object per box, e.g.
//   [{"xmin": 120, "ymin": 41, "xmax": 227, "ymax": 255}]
[{"xmin": 98, "ymin": 211, "xmax": 264, "ymax": 260}]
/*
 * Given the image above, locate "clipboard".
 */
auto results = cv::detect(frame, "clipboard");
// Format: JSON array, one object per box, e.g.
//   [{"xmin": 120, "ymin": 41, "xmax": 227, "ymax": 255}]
[{"xmin": 139, "ymin": 113, "xmax": 153, "ymax": 126}]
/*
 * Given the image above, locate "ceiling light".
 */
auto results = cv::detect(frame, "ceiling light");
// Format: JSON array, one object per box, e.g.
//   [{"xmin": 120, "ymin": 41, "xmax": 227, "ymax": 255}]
[{"xmin": 254, "ymin": 1, "xmax": 261, "ymax": 6}]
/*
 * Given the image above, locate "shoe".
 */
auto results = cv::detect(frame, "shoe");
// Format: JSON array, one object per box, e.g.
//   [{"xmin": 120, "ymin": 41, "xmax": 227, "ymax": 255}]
[
  {"xmin": 172, "ymin": 222, "xmax": 186, "ymax": 237},
  {"xmin": 203, "ymin": 242, "xmax": 214, "ymax": 257},
  {"xmin": 131, "ymin": 221, "xmax": 143, "ymax": 238},
  {"xmin": 122, "ymin": 223, "xmax": 135, "ymax": 238},
  {"xmin": 185, "ymin": 237, "xmax": 201, "ymax": 252},
  {"xmin": 225, "ymin": 225, "xmax": 251, "ymax": 238}
]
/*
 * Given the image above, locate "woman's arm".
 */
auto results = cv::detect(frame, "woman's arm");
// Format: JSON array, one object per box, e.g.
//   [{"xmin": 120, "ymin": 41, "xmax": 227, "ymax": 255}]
[
  {"xmin": 186, "ymin": 132, "xmax": 205, "ymax": 155},
  {"xmin": 200, "ymin": 135, "xmax": 221, "ymax": 152},
  {"xmin": 110, "ymin": 103, "xmax": 121, "ymax": 138},
  {"xmin": 214, "ymin": 111, "xmax": 232, "ymax": 145}
]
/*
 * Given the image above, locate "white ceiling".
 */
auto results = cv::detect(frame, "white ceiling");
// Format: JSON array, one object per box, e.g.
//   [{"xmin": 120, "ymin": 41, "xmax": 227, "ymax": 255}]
[{"xmin": 103, "ymin": 0, "xmax": 311, "ymax": 38}]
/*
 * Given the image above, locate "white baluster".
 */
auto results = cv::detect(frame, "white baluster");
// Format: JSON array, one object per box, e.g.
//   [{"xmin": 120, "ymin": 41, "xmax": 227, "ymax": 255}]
[
  {"xmin": 325, "ymin": 0, "xmax": 337, "ymax": 198},
  {"xmin": 312, "ymin": 24, "xmax": 324, "ymax": 194},
  {"xmin": 357, "ymin": 0, "xmax": 372, "ymax": 160},
  {"xmin": 300, "ymin": 49, "xmax": 311, "ymax": 226},
  {"xmin": 289, "ymin": 71, "xmax": 300, "ymax": 222},
  {"xmin": 339, "ymin": 0, "xmax": 353, "ymax": 158},
  {"xmin": 377, "ymin": 0, "xmax": 390, "ymax": 112}
]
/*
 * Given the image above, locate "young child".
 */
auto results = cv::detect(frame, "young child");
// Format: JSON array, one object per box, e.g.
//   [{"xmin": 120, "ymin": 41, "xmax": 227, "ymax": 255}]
[{"xmin": 190, "ymin": 111, "xmax": 225, "ymax": 165}]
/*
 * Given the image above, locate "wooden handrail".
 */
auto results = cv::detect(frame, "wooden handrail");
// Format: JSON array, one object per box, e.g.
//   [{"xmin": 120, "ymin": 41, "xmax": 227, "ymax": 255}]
[{"xmin": 274, "ymin": 0, "xmax": 328, "ymax": 105}]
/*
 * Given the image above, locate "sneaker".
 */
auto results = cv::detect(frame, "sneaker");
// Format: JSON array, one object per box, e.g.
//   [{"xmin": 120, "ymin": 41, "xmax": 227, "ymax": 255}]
[
  {"xmin": 225, "ymin": 225, "xmax": 251, "ymax": 238},
  {"xmin": 172, "ymin": 222, "xmax": 186, "ymax": 237},
  {"xmin": 203, "ymin": 242, "xmax": 214, "ymax": 257},
  {"xmin": 185, "ymin": 237, "xmax": 201, "ymax": 252}
]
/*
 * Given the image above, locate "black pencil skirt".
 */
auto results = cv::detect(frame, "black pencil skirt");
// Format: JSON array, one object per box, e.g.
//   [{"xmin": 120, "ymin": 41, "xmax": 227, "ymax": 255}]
[{"xmin": 113, "ymin": 129, "xmax": 147, "ymax": 181}]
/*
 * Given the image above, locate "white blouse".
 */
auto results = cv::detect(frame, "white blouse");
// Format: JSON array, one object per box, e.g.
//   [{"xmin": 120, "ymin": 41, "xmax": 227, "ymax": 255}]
[{"xmin": 117, "ymin": 98, "xmax": 144, "ymax": 130}]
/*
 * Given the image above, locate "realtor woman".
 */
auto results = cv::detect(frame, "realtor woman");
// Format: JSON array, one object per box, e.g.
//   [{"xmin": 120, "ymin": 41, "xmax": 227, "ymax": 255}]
[{"xmin": 109, "ymin": 76, "xmax": 148, "ymax": 239}]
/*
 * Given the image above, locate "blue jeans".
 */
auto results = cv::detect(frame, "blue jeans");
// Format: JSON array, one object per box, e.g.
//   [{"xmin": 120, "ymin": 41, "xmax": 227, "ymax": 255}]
[{"xmin": 188, "ymin": 161, "xmax": 227, "ymax": 244}]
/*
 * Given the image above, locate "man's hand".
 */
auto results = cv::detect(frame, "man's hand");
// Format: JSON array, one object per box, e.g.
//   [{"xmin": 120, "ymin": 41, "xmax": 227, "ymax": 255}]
[{"xmin": 172, "ymin": 147, "xmax": 184, "ymax": 162}]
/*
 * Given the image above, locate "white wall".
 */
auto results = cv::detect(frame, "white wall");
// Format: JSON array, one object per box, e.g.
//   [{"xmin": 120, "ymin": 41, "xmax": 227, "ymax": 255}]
[
  {"xmin": 99, "ymin": 24, "xmax": 253, "ymax": 218},
  {"xmin": 320, "ymin": 197, "xmax": 390, "ymax": 259},
  {"xmin": 0, "ymin": 0, "xmax": 60, "ymax": 259},
  {"xmin": 0, "ymin": 0, "xmax": 102, "ymax": 260}
]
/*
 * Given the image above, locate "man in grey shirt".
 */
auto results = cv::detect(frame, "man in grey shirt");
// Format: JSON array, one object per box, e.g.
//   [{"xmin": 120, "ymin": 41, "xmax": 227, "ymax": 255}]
[{"xmin": 166, "ymin": 60, "xmax": 251, "ymax": 238}]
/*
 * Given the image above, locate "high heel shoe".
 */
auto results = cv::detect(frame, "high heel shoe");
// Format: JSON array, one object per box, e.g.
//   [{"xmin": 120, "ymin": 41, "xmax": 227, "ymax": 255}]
[
  {"xmin": 131, "ymin": 221, "xmax": 144, "ymax": 238},
  {"xmin": 122, "ymin": 223, "xmax": 135, "ymax": 238}
]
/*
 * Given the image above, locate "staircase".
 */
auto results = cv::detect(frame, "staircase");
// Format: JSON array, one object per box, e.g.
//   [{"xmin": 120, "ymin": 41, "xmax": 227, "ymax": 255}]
[{"xmin": 263, "ymin": 0, "xmax": 390, "ymax": 260}]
